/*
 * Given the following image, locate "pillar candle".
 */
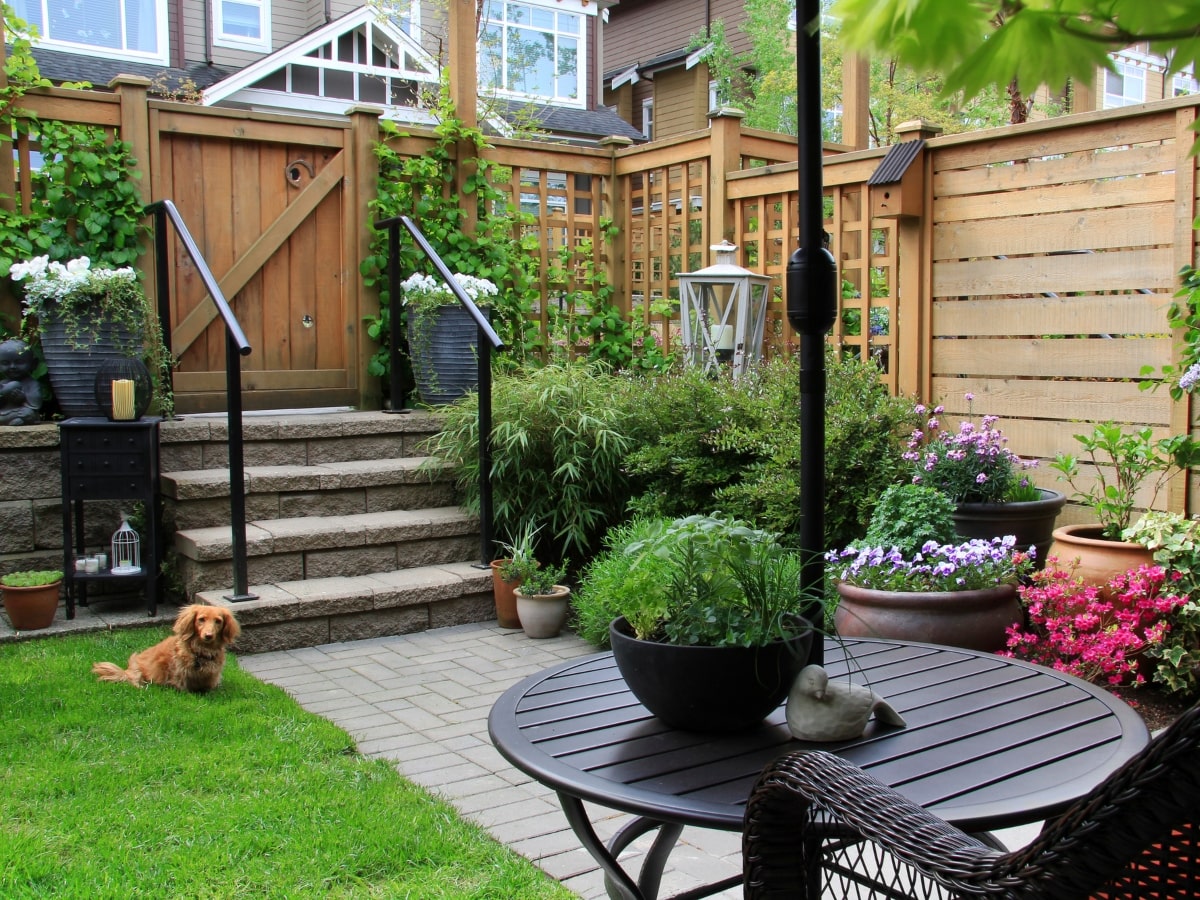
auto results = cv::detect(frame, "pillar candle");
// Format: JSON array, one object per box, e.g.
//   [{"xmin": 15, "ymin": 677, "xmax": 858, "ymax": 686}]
[{"xmin": 112, "ymin": 379, "xmax": 135, "ymax": 420}]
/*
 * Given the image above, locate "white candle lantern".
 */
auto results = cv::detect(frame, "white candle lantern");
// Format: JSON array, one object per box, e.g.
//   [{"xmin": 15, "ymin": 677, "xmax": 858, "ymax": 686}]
[
  {"xmin": 111, "ymin": 517, "xmax": 141, "ymax": 575},
  {"xmin": 677, "ymin": 241, "xmax": 772, "ymax": 378}
]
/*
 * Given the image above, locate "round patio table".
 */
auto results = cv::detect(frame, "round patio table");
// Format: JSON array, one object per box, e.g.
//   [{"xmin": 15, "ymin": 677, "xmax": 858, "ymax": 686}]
[{"xmin": 488, "ymin": 637, "xmax": 1150, "ymax": 900}]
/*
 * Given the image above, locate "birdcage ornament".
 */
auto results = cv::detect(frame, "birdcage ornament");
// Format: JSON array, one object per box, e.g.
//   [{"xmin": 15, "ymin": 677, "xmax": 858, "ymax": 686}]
[{"xmin": 111, "ymin": 517, "xmax": 141, "ymax": 575}]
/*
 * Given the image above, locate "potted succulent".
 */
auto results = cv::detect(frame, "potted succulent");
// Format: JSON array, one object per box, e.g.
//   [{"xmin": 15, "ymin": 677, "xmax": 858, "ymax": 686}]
[
  {"xmin": 491, "ymin": 521, "xmax": 539, "ymax": 630},
  {"xmin": 827, "ymin": 484, "xmax": 1035, "ymax": 652},
  {"xmin": 401, "ymin": 271, "xmax": 498, "ymax": 405},
  {"xmin": 11, "ymin": 255, "xmax": 172, "ymax": 418},
  {"xmin": 509, "ymin": 556, "xmax": 570, "ymax": 640},
  {"xmin": 1, "ymin": 569, "xmax": 64, "ymax": 631},
  {"xmin": 905, "ymin": 394, "xmax": 1064, "ymax": 566},
  {"xmin": 1048, "ymin": 422, "xmax": 1200, "ymax": 594},
  {"xmin": 572, "ymin": 514, "xmax": 814, "ymax": 733}
]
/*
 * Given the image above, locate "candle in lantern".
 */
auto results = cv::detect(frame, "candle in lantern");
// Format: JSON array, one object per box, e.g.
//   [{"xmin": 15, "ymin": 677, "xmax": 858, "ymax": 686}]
[
  {"xmin": 111, "ymin": 379, "xmax": 136, "ymax": 420},
  {"xmin": 709, "ymin": 324, "xmax": 734, "ymax": 351}
]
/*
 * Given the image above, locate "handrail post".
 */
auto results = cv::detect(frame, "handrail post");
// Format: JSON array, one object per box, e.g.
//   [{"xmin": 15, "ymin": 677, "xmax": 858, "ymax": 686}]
[
  {"xmin": 478, "ymin": 336, "xmax": 495, "ymax": 564},
  {"xmin": 223, "ymin": 328, "xmax": 254, "ymax": 602},
  {"xmin": 152, "ymin": 205, "xmax": 173, "ymax": 361}
]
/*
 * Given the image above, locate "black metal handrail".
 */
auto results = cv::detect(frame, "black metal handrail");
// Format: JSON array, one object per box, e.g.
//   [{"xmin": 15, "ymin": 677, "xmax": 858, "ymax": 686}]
[
  {"xmin": 375, "ymin": 214, "xmax": 504, "ymax": 565},
  {"xmin": 144, "ymin": 199, "xmax": 256, "ymax": 602}
]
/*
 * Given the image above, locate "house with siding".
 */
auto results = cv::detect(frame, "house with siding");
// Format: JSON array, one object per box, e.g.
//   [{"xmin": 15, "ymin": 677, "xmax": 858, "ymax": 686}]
[
  {"xmin": 602, "ymin": 0, "xmax": 756, "ymax": 141},
  {"xmin": 8, "ymin": 0, "xmax": 643, "ymax": 145}
]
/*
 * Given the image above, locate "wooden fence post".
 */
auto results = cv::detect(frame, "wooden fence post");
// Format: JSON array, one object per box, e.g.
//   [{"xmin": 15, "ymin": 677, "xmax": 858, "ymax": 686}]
[
  {"xmin": 448, "ymin": 0, "xmax": 479, "ymax": 235},
  {"xmin": 348, "ymin": 104, "xmax": 385, "ymax": 411},
  {"xmin": 708, "ymin": 107, "xmax": 745, "ymax": 246},
  {"xmin": 110, "ymin": 75, "xmax": 152, "ymax": 207},
  {"xmin": 892, "ymin": 118, "xmax": 941, "ymax": 402},
  {"xmin": 1171, "ymin": 105, "xmax": 1197, "ymax": 515}
]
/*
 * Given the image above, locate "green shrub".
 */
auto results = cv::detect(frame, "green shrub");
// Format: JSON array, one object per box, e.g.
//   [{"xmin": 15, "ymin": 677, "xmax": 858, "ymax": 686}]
[
  {"xmin": 861, "ymin": 483, "xmax": 957, "ymax": 558},
  {"xmin": 424, "ymin": 362, "xmax": 634, "ymax": 563},
  {"xmin": 618, "ymin": 353, "xmax": 917, "ymax": 548}
]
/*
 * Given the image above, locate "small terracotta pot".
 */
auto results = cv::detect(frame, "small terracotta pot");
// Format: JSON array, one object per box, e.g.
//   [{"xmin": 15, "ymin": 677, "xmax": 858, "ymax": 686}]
[
  {"xmin": 834, "ymin": 582, "xmax": 1021, "ymax": 652},
  {"xmin": 1046, "ymin": 524, "xmax": 1154, "ymax": 601},
  {"xmin": 489, "ymin": 559, "xmax": 522, "ymax": 630},
  {"xmin": 2, "ymin": 581, "xmax": 61, "ymax": 631}
]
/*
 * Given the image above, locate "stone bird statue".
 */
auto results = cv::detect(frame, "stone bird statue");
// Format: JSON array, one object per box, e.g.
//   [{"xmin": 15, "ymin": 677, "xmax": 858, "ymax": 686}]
[{"xmin": 786, "ymin": 664, "xmax": 907, "ymax": 742}]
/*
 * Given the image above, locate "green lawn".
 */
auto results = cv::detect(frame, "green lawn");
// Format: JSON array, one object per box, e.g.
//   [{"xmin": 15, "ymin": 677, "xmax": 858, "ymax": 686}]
[{"xmin": 0, "ymin": 629, "xmax": 575, "ymax": 899}]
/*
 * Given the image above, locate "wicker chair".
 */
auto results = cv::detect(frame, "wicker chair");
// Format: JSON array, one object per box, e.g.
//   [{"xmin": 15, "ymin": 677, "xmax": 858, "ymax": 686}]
[{"xmin": 743, "ymin": 701, "xmax": 1200, "ymax": 899}]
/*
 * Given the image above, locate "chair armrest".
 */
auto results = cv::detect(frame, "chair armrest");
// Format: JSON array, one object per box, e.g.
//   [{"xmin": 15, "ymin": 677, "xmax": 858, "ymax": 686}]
[{"xmin": 744, "ymin": 750, "xmax": 1006, "ymax": 896}]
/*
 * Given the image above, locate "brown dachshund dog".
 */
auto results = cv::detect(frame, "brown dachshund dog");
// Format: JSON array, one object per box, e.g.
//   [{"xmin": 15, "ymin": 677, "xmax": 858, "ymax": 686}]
[{"xmin": 92, "ymin": 604, "xmax": 240, "ymax": 693}]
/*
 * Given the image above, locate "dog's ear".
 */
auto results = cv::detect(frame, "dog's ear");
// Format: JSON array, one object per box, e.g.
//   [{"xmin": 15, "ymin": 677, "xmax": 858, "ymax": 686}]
[
  {"xmin": 220, "ymin": 608, "xmax": 241, "ymax": 645},
  {"xmin": 173, "ymin": 604, "xmax": 199, "ymax": 638}
]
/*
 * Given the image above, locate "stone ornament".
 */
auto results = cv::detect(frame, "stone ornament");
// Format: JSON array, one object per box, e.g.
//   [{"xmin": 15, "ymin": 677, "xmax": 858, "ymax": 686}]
[
  {"xmin": 0, "ymin": 339, "xmax": 43, "ymax": 425},
  {"xmin": 786, "ymin": 664, "xmax": 907, "ymax": 742}
]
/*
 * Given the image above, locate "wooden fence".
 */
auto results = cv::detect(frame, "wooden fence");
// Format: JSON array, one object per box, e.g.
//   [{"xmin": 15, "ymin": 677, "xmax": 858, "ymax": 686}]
[{"xmin": 6, "ymin": 82, "xmax": 1200, "ymax": 516}]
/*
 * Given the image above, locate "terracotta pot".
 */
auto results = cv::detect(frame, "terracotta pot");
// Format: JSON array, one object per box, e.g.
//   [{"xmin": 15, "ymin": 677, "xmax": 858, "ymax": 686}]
[
  {"xmin": 1047, "ymin": 523, "xmax": 1154, "ymax": 600},
  {"xmin": 834, "ymin": 582, "xmax": 1021, "ymax": 652},
  {"xmin": 489, "ymin": 560, "xmax": 522, "ymax": 629},
  {"xmin": 514, "ymin": 585, "xmax": 570, "ymax": 639},
  {"xmin": 952, "ymin": 488, "xmax": 1066, "ymax": 569},
  {"xmin": 608, "ymin": 615, "xmax": 813, "ymax": 733},
  {"xmin": 2, "ymin": 581, "xmax": 61, "ymax": 630}
]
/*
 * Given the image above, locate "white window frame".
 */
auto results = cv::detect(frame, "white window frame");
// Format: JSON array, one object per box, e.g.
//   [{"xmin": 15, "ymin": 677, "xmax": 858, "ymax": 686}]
[
  {"xmin": 213, "ymin": 0, "xmax": 272, "ymax": 53},
  {"xmin": 1174, "ymin": 65, "xmax": 1200, "ymax": 98},
  {"xmin": 1103, "ymin": 61, "xmax": 1146, "ymax": 108},
  {"xmin": 642, "ymin": 98, "xmax": 654, "ymax": 140},
  {"xmin": 12, "ymin": 0, "xmax": 169, "ymax": 64},
  {"xmin": 479, "ymin": 0, "xmax": 588, "ymax": 107}
]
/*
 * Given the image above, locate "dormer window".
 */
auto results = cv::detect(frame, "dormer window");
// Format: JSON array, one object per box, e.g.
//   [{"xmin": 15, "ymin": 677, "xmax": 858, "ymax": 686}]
[
  {"xmin": 10, "ymin": 0, "xmax": 168, "ymax": 63},
  {"xmin": 479, "ymin": 0, "xmax": 589, "ymax": 106}
]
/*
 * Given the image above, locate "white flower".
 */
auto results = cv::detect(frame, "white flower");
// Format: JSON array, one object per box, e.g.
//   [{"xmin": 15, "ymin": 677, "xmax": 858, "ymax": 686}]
[
  {"xmin": 65, "ymin": 257, "xmax": 91, "ymax": 276},
  {"xmin": 401, "ymin": 271, "xmax": 498, "ymax": 307},
  {"xmin": 10, "ymin": 256, "xmax": 49, "ymax": 282}
]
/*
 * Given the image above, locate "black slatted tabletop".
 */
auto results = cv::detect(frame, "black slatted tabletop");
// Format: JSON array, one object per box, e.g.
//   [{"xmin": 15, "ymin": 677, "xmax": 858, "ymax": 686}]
[{"xmin": 489, "ymin": 638, "xmax": 1150, "ymax": 834}]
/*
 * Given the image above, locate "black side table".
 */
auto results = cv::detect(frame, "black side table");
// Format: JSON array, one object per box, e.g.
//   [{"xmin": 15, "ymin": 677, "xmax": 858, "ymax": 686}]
[{"xmin": 59, "ymin": 417, "xmax": 162, "ymax": 618}]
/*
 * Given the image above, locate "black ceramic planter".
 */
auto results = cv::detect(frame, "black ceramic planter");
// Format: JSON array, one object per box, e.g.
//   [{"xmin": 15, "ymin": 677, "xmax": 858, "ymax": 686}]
[{"xmin": 608, "ymin": 616, "xmax": 812, "ymax": 733}]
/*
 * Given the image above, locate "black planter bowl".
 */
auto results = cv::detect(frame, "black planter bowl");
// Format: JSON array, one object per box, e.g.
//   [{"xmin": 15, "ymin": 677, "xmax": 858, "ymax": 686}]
[{"xmin": 608, "ymin": 615, "xmax": 813, "ymax": 733}]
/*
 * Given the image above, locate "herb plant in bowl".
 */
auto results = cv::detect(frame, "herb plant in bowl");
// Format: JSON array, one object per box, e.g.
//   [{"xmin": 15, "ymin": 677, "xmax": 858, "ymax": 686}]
[{"xmin": 574, "ymin": 514, "xmax": 814, "ymax": 733}]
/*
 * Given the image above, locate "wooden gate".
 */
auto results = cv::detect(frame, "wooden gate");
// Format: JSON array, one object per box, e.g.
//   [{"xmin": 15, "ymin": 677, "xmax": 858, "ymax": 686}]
[{"xmin": 149, "ymin": 106, "xmax": 362, "ymax": 414}]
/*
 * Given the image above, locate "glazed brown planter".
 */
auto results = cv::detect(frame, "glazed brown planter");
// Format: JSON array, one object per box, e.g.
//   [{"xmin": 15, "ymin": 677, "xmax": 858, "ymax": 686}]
[
  {"xmin": 489, "ymin": 559, "xmax": 522, "ymax": 630},
  {"xmin": 1047, "ymin": 523, "xmax": 1154, "ymax": 601},
  {"xmin": 834, "ymin": 582, "xmax": 1021, "ymax": 652},
  {"xmin": 951, "ymin": 488, "xmax": 1066, "ymax": 569},
  {"xmin": 2, "ymin": 581, "xmax": 61, "ymax": 631}
]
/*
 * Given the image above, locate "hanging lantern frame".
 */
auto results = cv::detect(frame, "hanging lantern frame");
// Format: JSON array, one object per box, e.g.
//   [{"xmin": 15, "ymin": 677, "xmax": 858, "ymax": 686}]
[
  {"xmin": 677, "ymin": 241, "xmax": 772, "ymax": 378},
  {"xmin": 111, "ymin": 517, "xmax": 142, "ymax": 575}
]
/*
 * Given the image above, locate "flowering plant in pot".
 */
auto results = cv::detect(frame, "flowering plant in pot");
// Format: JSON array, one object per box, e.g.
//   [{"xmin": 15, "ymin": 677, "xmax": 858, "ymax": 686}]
[
  {"xmin": 505, "ymin": 553, "xmax": 570, "ymax": 640},
  {"xmin": 572, "ymin": 514, "xmax": 814, "ymax": 732},
  {"xmin": 827, "ymin": 483, "xmax": 1035, "ymax": 652},
  {"xmin": 401, "ymin": 272, "xmax": 498, "ymax": 405},
  {"xmin": 11, "ymin": 255, "xmax": 172, "ymax": 417},
  {"xmin": 904, "ymin": 394, "xmax": 1063, "ymax": 564}
]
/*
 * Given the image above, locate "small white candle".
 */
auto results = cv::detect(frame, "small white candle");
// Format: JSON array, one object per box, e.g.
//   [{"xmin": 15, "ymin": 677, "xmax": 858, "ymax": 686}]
[
  {"xmin": 96, "ymin": 552, "xmax": 107, "ymax": 570},
  {"xmin": 75, "ymin": 557, "xmax": 87, "ymax": 572},
  {"xmin": 85, "ymin": 556, "xmax": 99, "ymax": 574}
]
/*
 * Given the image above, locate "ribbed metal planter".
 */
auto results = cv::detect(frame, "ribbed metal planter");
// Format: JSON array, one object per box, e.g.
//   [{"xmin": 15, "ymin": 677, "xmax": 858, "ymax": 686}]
[
  {"xmin": 41, "ymin": 317, "xmax": 142, "ymax": 418},
  {"xmin": 406, "ymin": 304, "xmax": 480, "ymax": 406}
]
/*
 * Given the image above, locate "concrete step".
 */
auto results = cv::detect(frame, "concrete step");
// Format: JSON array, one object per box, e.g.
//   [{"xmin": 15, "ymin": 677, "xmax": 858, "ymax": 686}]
[
  {"xmin": 159, "ymin": 410, "xmax": 442, "ymax": 471},
  {"xmin": 194, "ymin": 561, "xmax": 495, "ymax": 653},
  {"xmin": 173, "ymin": 506, "xmax": 482, "ymax": 597},
  {"xmin": 162, "ymin": 457, "xmax": 456, "ymax": 530}
]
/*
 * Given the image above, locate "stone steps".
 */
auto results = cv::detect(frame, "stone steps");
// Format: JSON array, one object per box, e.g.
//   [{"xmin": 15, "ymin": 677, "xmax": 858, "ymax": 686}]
[{"xmin": 158, "ymin": 410, "xmax": 489, "ymax": 651}]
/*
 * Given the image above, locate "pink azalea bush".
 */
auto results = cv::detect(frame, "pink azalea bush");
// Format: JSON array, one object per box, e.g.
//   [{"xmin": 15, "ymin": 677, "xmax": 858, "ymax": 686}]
[{"xmin": 1004, "ymin": 562, "xmax": 1188, "ymax": 687}]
